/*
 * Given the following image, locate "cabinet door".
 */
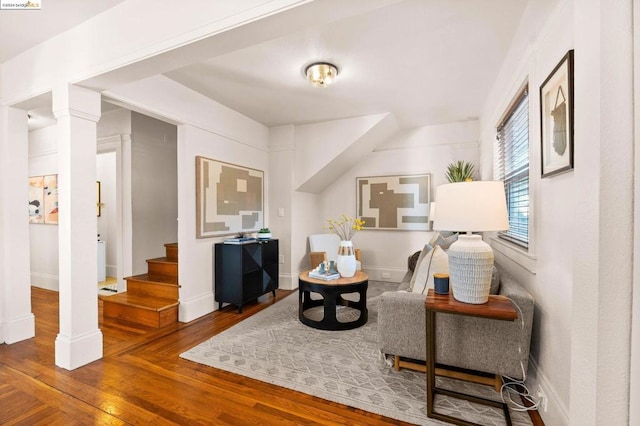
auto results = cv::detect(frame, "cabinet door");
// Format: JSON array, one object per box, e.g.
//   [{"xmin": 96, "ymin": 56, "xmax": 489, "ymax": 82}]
[
  {"xmin": 214, "ymin": 244, "xmax": 243, "ymax": 305},
  {"xmin": 241, "ymin": 243, "xmax": 262, "ymax": 273},
  {"xmin": 261, "ymin": 240, "xmax": 278, "ymax": 265},
  {"xmin": 262, "ymin": 240, "xmax": 278, "ymax": 292}
]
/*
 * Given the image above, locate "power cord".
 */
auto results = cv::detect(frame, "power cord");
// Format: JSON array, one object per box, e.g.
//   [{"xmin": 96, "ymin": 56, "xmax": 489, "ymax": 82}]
[{"xmin": 499, "ymin": 296, "xmax": 540, "ymax": 412}]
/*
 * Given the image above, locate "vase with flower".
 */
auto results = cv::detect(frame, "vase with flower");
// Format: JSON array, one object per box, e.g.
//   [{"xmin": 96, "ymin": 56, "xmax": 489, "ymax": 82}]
[{"xmin": 326, "ymin": 214, "xmax": 365, "ymax": 277}]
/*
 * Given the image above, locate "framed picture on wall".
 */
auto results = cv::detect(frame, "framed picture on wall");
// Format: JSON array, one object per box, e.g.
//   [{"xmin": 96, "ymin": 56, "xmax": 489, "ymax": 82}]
[
  {"xmin": 356, "ymin": 173, "xmax": 431, "ymax": 231},
  {"xmin": 540, "ymin": 50, "xmax": 574, "ymax": 178},
  {"xmin": 28, "ymin": 174, "xmax": 58, "ymax": 224},
  {"xmin": 195, "ymin": 156, "xmax": 264, "ymax": 238}
]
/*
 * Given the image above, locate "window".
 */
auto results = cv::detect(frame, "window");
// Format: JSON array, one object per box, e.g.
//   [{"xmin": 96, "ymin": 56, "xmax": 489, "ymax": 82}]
[{"xmin": 496, "ymin": 87, "xmax": 529, "ymax": 248}]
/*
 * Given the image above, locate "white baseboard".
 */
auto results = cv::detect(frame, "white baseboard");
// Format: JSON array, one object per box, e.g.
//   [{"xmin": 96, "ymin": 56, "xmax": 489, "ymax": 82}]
[
  {"xmin": 31, "ymin": 272, "xmax": 59, "ymax": 291},
  {"xmin": 526, "ymin": 356, "xmax": 570, "ymax": 425},
  {"xmin": 179, "ymin": 291, "xmax": 214, "ymax": 322},
  {"xmin": 361, "ymin": 266, "xmax": 406, "ymax": 283},
  {"xmin": 55, "ymin": 329, "xmax": 103, "ymax": 370},
  {"xmin": 106, "ymin": 265, "xmax": 117, "ymax": 278},
  {"xmin": 278, "ymin": 273, "xmax": 296, "ymax": 290},
  {"xmin": 2, "ymin": 313, "xmax": 35, "ymax": 344}
]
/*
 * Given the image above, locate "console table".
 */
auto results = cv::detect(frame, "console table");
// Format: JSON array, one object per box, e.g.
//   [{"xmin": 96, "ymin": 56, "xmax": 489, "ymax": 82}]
[
  {"xmin": 214, "ymin": 239, "xmax": 279, "ymax": 313},
  {"xmin": 425, "ymin": 288, "xmax": 518, "ymax": 426}
]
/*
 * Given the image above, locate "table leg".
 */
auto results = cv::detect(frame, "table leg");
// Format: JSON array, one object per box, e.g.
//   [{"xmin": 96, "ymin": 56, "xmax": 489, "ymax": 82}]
[
  {"xmin": 426, "ymin": 309, "xmax": 436, "ymax": 417},
  {"xmin": 323, "ymin": 289, "xmax": 338, "ymax": 328}
]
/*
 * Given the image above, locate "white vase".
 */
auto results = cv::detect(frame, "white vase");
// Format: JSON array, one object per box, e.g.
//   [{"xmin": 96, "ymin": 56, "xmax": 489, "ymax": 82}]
[{"xmin": 337, "ymin": 240, "xmax": 357, "ymax": 278}]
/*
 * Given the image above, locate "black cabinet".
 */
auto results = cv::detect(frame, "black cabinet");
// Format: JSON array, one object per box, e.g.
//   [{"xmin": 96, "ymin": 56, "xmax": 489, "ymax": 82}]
[{"xmin": 214, "ymin": 239, "xmax": 279, "ymax": 313}]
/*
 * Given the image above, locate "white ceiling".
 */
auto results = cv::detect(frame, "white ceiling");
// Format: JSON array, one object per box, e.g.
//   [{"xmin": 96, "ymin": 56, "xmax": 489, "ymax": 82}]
[
  {"xmin": 0, "ymin": 0, "xmax": 126, "ymax": 63},
  {"xmin": 2, "ymin": 0, "xmax": 529, "ymax": 131},
  {"xmin": 164, "ymin": 0, "xmax": 528, "ymax": 128}
]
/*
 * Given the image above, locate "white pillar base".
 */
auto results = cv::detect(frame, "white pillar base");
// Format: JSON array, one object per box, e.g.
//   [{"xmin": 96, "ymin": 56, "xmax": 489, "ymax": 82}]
[
  {"xmin": 55, "ymin": 329, "xmax": 103, "ymax": 370},
  {"xmin": 3, "ymin": 313, "xmax": 35, "ymax": 344}
]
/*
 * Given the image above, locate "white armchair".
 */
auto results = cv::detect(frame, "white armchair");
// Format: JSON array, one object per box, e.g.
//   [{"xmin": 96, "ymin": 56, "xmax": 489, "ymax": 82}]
[{"xmin": 308, "ymin": 234, "xmax": 362, "ymax": 270}]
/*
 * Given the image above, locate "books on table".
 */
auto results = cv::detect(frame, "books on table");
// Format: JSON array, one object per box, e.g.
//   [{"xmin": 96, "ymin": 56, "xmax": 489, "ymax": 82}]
[
  {"xmin": 308, "ymin": 271, "xmax": 340, "ymax": 281},
  {"xmin": 223, "ymin": 237, "xmax": 256, "ymax": 245}
]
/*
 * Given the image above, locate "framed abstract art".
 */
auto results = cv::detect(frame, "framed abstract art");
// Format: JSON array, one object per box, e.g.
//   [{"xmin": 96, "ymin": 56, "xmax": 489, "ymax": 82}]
[
  {"xmin": 195, "ymin": 156, "xmax": 264, "ymax": 238},
  {"xmin": 356, "ymin": 174, "xmax": 431, "ymax": 231}
]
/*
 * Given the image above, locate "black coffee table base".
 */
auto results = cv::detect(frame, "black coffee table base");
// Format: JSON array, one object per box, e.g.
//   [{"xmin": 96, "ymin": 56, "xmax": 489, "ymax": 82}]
[{"xmin": 298, "ymin": 279, "xmax": 368, "ymax": 330}]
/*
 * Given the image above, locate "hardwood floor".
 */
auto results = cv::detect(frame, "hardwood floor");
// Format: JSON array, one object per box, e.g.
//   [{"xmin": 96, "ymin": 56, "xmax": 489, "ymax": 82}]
[
  {"xmin": 1, "ymin": 287, "xmax": 544, "ymax": 425},
  {"xmin": 0, "ymin": 287, "xmax": 414, "ymax": 425}
]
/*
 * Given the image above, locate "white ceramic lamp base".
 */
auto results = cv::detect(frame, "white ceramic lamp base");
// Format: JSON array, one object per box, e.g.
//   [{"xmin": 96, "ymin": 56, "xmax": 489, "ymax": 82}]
[{"xmin": 447, "ymin": 234, "xmax": 494, "ymax": 304}]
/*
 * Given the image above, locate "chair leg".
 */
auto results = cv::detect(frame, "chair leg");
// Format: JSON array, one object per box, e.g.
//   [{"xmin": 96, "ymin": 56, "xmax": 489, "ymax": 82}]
[{"xmin": 394, "ymin": 355, "xmax": 400, "ymax": 371}]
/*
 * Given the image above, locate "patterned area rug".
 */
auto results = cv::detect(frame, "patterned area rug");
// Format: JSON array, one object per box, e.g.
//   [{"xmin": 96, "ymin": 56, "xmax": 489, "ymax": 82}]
[{"xmin": 181, "ymin": 282, "xmax": 533, "ymax": 425}]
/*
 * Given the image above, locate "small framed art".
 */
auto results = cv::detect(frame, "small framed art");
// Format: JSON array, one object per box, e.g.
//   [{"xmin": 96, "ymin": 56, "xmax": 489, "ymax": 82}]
[{"xmin": 540, "ymin": 50, "xmax": 574, "ymax": 178}]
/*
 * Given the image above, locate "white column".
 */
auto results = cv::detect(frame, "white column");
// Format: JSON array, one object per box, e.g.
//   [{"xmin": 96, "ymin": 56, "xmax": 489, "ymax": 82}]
[
  {"xmin": 571, "ymin": 1, "xmax": 634, "ymax": 425},
  {"xmin": 0, "ymin": 106, "xmax": 35, "ymax": 344},
  {"xmin": 53, "ymin": 85, "xmax": 103, "ymax": 370}
]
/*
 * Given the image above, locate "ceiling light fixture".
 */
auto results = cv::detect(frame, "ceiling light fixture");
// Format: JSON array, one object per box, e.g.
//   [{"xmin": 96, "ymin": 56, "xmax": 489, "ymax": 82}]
[{"xmin": 305, "ymin": 62, "xmax": 339, "ymax": 87}]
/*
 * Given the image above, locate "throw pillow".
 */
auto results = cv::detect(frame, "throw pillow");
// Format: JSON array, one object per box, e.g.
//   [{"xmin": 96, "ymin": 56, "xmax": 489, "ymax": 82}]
[
  {"xmin": 490, "ymin": 266, "xmax": 501, "ymax": 295},
  {"xmin": 408, "ymin": 250, "xmax": 422, "ymax": 273},
  {"xmin": 408, "ymin": 244, "xmax": 431, "ymax": 291},
  {"xmin": 437, "ymin": 233, "xmax": 459, "ymax": 250},
  {"xmin": 411, "ymin": 246, "xmax": 449, "ymax": 295}
]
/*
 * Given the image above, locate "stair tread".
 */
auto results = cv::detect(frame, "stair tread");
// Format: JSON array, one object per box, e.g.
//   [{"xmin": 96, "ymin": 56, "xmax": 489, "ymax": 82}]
[
  {"xmin": 126, "ymin": 273, "xmax": 178, "ymax": 285},
  {"xmin": 100, "ymin": 293, "xmax": 178, "ymax": 311},
  {"xmin": 147, "ymin": 257, "xmax": 177, "ymax": 264},
  {"xmin": 164, "ymin": 242, "xmax": 178, "ymax": 248}
]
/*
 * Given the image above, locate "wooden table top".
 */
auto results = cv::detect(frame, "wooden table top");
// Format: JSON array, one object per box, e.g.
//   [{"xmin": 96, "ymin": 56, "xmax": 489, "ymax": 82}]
[
  {"xmin": 299, "ymin": 270, "xmax": 368, "ymax": 286},
  {"xmin": 425, "ymin": 289, "xmax": 517, "ymax": 321}
]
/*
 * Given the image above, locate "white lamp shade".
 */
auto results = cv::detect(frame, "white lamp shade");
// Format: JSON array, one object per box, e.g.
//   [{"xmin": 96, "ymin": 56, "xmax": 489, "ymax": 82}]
[
  {"xmin": 429, "ymin": 202, "xmax": 436, "ymax": 221},
  {"xmin": 433, "ymin": 181, "xmax": 509, "ymax": 233}
]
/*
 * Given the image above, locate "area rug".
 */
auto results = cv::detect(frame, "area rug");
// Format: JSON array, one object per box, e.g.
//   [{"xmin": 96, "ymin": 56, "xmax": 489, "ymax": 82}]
[{"xmin": 180, "ymin": 282, "xmax": 533, "ymax": 425}]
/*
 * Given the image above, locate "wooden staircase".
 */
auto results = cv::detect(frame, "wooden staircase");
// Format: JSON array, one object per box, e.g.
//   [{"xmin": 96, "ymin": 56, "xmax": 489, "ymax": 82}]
[{"xmin": 100, "ymin": 243, "xmax": 180, "ymax": 328}]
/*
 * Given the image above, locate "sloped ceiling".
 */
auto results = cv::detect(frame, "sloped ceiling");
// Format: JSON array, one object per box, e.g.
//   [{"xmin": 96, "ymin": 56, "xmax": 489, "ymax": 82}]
[{"xmin": 164, "ymin": 0, "xmax": 527, "ymax": 129}]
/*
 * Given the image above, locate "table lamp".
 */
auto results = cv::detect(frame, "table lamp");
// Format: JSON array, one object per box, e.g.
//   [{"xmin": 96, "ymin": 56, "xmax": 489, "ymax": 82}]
[{"xmin": 432, "ymin": 181, "xmax": 509, "ymax": 304}]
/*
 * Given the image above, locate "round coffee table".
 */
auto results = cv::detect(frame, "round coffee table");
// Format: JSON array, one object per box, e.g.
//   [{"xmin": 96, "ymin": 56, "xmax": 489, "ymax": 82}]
[{"xmin": 298, "ymin": 270, "xmax": 368, "ymax": 330}]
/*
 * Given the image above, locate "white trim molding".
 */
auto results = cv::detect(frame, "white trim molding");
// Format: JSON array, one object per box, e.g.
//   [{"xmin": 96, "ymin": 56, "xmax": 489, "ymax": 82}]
[
  {"xmin": 179, "ymin": 292, "xmax": 214, "ymax": 322},
  {"xmin": 3, "ymin": 313, "xmax": 36, "ymax": 344},
  {"xmin": 55, "ymin": 329, "xmax": 103, "ymax": 370},
  {"xmin": 490, "ymin": 237, "xmax": 537, "ymax": 274}
]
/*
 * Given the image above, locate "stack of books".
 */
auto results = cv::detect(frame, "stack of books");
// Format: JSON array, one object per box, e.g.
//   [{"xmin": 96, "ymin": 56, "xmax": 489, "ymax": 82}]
[
  {"xmin": 223, "ymin": 237, "xmax": 256, "ymax": 245},
  {"xmin": 308, "ymin": 270, "xmax": 340, "ymax": 281}
]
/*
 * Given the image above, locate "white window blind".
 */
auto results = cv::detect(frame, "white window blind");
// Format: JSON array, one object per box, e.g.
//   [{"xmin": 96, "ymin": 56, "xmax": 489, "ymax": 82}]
[{"xmin": 496, "ymin": 87, "xmax": 529, "ymax": 248}]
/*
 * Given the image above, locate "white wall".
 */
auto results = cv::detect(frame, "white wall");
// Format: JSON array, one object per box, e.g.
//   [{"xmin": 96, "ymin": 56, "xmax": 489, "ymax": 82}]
[
  {"xmin": 28, "ymin": 125, "xmax": 59, "ymax": 290},
  {"xmin": 481, "ymin": 0, "xmax": 627, "ymax": 425},
  {"xmin": 178, "ymin": 124, "xmax": 268, "ymax": 320},
  {"xmin": 97, "ymin": 151, "xmax": 117, "ymax": 277},
  {"xmin": 106, "ymin": 75, "xmax": 269, "ymax": 321},
  {"xmin": 478, "ymin": 1, "xmax": 594, "ymax": 424},
  {"xmin": 319, "ymin": 122, "xmax": 480, "ymax": 282},
  {"xmin": 130, "ymin": 112, "xmax": 178, "ymax": 274},
  {"xmin": 268, "ymin": 125, "xmax": 295, "ymax": 289}
]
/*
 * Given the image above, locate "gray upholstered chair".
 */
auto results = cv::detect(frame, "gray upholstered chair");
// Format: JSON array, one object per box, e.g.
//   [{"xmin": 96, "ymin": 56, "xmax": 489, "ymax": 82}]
[{"xmin": 377, "ymin": 255, "xmax": 534, "ymax": 391}]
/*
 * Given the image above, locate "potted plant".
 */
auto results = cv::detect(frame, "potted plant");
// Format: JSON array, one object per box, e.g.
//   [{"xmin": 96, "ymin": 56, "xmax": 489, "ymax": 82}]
[
  {"xmin": 445, "ymin": 161, "xmax": 476, "ymax": 182},
  {"xmin": 257, "ymin": 228, "xmax": 272, "ymax": 240}
]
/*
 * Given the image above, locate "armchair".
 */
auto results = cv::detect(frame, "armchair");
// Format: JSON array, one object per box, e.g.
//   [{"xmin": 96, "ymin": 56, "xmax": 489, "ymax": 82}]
[{"xmin": 308, "ymin": 234, "xmax": 362, "ymax": 270}]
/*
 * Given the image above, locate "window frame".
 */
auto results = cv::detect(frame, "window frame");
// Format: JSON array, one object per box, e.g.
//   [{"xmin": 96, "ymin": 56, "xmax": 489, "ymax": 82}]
[{"xmin": 495, "ymin": 85, "xmax": 530, "ymax": 250}]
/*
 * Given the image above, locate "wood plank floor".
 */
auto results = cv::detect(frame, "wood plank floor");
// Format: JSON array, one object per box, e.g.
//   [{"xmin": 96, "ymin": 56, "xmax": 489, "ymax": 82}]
[
  {"xmin": 0, "ymin": 287, "xmax": 415, "ymax": 425},
  {"xmin": 1, "ymin": 287, "xmax": 544, "ymax": 425}
]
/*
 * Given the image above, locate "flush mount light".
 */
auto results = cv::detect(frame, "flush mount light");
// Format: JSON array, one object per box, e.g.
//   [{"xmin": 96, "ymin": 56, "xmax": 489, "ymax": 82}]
[{"xmin": 305, "ymin": 62, "xmax": 339, "ymax": 87}]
